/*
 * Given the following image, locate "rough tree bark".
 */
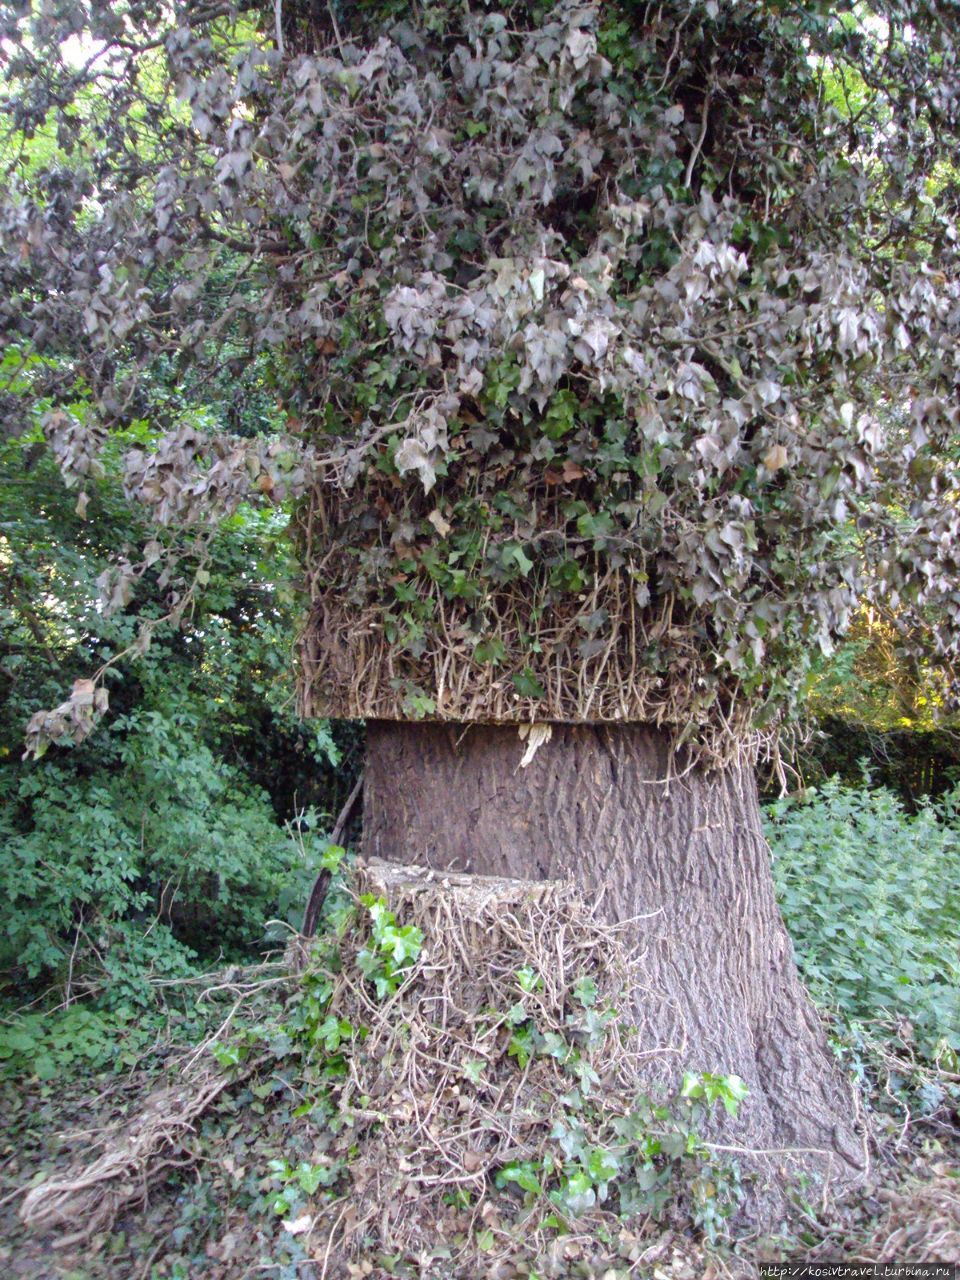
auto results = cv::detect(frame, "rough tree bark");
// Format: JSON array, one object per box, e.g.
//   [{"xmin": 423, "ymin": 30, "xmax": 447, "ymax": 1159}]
[{"xmin": 363, "ymin": 719, "xmax": 865, "ymax": 1202}]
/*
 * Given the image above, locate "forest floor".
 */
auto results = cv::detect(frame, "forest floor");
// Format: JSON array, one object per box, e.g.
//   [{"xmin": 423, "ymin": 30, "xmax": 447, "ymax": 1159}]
[
  {"xmin": 2, "ymin": 866, "xmax": 959, "ymax": 1280},
  {"xmin": 1, "ymin": 993, "xmax": 958, "ymax": 1279},
  {"xmin": 1, "ymin": 1067, "xmax": 958, "ymax": 1280}
]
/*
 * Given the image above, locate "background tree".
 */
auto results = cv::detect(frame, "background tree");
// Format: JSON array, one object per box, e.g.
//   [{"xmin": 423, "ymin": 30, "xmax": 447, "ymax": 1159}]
[
  {"xmin": 2, "ymin": 0, "xmax": 960, "ymax": 1208},
  {"xmin": 798, "ymin": 607, "xmax": 960, "ymax": 803}
]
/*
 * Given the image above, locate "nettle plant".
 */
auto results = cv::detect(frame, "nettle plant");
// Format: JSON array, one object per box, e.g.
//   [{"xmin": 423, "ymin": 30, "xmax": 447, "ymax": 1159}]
[{"xmin": 0, "ymin": 0, "xmax": 958, "ymax": 759}]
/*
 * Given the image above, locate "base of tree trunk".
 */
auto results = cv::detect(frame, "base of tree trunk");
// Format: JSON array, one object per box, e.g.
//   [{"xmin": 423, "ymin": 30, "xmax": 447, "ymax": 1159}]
[{"xmin": 363, "ymin": 720, "xmax": 866, "ymax": 1208}]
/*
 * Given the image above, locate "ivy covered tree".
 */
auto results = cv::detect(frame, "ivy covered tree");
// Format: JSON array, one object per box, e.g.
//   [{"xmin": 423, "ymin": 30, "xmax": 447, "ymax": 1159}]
[{"xmin": 3, "ymin": 0, "xmax": 960, "ymax": 1205}]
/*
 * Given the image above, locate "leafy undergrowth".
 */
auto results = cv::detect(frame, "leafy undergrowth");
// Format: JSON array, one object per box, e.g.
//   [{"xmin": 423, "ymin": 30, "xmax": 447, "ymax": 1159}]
[
  {"xmin": 2, "ymin": 860, "xmax": 958, "ymax": 1279},
  {"xmin": 767, "ymin": 778, "xmax": 960, "ymax": 1062}
]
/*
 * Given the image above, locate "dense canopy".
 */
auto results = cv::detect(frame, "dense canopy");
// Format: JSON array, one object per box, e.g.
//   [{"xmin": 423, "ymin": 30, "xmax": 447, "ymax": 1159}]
[{"xmin": 2, "ymin": 0, "xmax": 960, "ymax": 757}]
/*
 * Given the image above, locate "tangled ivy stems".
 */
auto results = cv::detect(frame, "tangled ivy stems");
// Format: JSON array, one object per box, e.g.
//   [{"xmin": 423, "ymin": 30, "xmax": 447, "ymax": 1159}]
[{"xmin": 201, "ymin": 872, "xmax": 756, "ymax": 1271}]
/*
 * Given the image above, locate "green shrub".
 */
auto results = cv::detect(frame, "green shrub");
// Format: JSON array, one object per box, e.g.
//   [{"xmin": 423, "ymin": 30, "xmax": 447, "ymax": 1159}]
[
  {"xmin": 0, "ymin": 1005, "xmax": 153, "ymax": 1080},
  {"xmin": 0, "ymin": 435, "xmax": 341, "ymax": 1009},
  {"xmin": 766, "ymin": 778, "xmax": 960, "ymax": 1055},
  {"xmin": 0, "ymin": 697, "xmax": 310, "ymax": 995}
]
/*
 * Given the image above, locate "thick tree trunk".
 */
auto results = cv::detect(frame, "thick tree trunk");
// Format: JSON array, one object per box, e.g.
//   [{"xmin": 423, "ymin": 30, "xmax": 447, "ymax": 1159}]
[{"xmin": 363, "ymin": 719, "xmax": 865, "ymax": 1204}]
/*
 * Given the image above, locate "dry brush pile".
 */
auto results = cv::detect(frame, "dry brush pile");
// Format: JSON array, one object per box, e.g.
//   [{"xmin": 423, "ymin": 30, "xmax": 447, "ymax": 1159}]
[{"xmin": 18, "ymin": 861, "xmax": 771, "ymax": 1276}]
